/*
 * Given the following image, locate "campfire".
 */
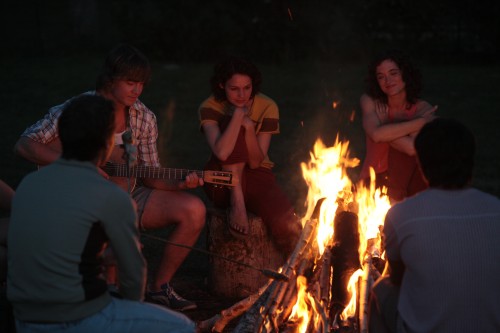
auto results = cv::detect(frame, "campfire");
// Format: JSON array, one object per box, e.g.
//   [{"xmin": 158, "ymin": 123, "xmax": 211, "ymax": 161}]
[{"xmin": 200, "ymin": 137, "xmax": 391, "ymax": 333}]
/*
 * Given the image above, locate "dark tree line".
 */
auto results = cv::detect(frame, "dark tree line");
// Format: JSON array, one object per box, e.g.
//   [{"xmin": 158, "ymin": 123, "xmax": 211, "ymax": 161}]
[{"xmin": 3, "ymin": 0, "xmax": 499, "ymax": 64}]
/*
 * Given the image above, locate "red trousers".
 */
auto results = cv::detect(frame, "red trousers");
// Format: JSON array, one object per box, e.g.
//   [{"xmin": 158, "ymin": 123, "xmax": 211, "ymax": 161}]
[
  {"xmin": 386, "ymin": 147, "xmax": 428, "ymax": 202},
  {"xmin": 203, "ymin": 126, "xmax": 301, "ymax": 255},
  {"xmin": 360, "ymin": 148, "xmax": 427, "ymax": 203}
]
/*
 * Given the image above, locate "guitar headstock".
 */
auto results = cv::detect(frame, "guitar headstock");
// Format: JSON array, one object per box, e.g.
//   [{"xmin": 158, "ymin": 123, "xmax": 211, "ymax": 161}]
[{"xmin": 203, "ymin": 170, "xmax": 237, "ymax": 187}]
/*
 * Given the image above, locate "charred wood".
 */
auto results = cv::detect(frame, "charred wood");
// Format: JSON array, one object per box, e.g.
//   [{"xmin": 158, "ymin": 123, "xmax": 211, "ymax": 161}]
[{"xmin": 329, "ymin": 211, "xmax": 361, "ymax": 311}]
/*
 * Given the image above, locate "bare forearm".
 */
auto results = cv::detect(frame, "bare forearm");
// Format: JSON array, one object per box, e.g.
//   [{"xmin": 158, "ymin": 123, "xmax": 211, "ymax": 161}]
[
  {"xmin": 370, "ymin": 117, "xmax": 426, "ymax": 143},
  {"xmin": 389, "ymin": 135, "xmax": 416, "ymax": 156},
  {"xmin": 211, "ymin": 111, "xmax": 245, "ymax": 161},
  {"xmin": 14, "ymin": 137, "xmax": 61, "ymax": 166}
]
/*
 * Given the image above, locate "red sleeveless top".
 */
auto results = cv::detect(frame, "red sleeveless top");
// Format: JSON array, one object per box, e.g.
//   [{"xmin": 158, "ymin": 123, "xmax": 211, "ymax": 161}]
[{"xmin": 359, "ymin": 103, "xmax": 418, "ymax": 181}]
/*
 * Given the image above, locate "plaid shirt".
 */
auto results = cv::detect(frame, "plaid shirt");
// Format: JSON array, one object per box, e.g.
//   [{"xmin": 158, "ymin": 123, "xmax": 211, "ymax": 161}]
[{"xmin": 22, "ymin": 91, "xmax": 160, "ymax": 167}]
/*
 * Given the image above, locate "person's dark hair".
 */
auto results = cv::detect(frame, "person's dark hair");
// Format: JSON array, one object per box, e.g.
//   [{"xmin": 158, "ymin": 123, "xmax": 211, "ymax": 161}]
[
  {"xmin": 210, "ymin": 56, "xmax": 262, "ymax": 101},
  {"xmin": 96, "ymin": 44, "xmax": 151, "ymax": 91},
  {"xmin": 365, "ymin": 49, "xmax": 422, "ymax": 105},
  {"xmin": 58, "ymin": 94, "xmax": 115, "ymax": 161},
  {"xmin": 415, "ymin": 117, "xmax": 475, "ymax": 189}
]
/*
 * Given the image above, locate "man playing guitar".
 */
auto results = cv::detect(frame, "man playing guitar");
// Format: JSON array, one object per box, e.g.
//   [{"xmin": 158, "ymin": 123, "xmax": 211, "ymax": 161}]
[{"xmin": 14, "ymin": 44, "xmax": 206, "ymax": 311}]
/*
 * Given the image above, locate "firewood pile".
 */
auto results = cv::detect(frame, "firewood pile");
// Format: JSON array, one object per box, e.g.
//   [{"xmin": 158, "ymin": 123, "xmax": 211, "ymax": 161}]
[{"xmin": 199, "ymin": 196, "xmax": 386, "ymax": 333}]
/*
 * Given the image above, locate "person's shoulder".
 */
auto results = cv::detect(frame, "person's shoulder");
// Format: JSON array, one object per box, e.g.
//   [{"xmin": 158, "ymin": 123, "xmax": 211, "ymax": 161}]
[
  {"xmin": 67, "ymin": 91, "xmax": 96, "ymax": 102},
  {"xmin": 254, "ymin": 93, "xmax": 278, "ymax": 111},
  {"xmin": 132, "ymin": 99, "xmax": 153, "ymax": 114},
  {"xmin": 199, "ymin": 96, "xmax": 226, "ymax": 116},
  {"xmin": 468, "ymin": 188, "xmax": 500, "ymax": 207},
  {"xmin": 200, "ymin": 95, "xmax": 220, "ymax": 107},
  {"xmin": 360, "ymin": 94, "xmax": 377, "ymax": 110},
  {"xmin": 386, "ymin": 190, "xmax": 429, "ymax": 217},
  {"xmin": 360, "ymin": 93, "xmax": 372, "ymax": 102},
  {"xmin": 47, "ymin": 91, "xmax": 95, "ymax": 113},
  {"xmin": 255, "ymin": 93, "xmax": 276, "ymax": 105},
  {"xmin": 15, "ymin": 168, "xmax": 41, "ymax": 189}
]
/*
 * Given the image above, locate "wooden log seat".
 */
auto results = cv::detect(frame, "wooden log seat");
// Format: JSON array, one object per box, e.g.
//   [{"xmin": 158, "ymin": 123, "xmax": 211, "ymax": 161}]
[{"xmin": 207, "ymin": 208, "xmax": 285, "ymax": 299}]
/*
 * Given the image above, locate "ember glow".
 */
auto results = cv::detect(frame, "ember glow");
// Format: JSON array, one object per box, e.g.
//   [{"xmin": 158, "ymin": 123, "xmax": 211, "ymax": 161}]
[
  {"xmin": 295, "ymin": 137, "xmax": 391, "ymax": 329},
  {"xmin": 349, "ymin": 110, "xmax": 356, "ymax": 122}
]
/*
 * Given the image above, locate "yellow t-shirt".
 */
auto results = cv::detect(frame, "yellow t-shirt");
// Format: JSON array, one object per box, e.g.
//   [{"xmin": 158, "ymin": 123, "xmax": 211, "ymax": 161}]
[{"xmin": 198, "ymin": 93, "xmax": 279, "ymax": 168}]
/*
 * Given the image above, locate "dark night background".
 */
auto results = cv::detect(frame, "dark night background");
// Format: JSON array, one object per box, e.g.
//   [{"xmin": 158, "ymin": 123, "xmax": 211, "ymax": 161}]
[
  {"xmin": 3, "ymin": 0, "xmax": 500, "ymax": 64},
  {"xmin": 1, "ymin": 1, "xmax": 499, "ymax": 329}
]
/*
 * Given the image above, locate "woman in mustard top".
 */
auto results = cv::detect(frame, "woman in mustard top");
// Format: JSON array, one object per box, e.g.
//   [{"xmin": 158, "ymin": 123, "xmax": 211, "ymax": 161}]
[{"xmin": 198, "ymin": 56, "xmax": 301, "ymax": 256}]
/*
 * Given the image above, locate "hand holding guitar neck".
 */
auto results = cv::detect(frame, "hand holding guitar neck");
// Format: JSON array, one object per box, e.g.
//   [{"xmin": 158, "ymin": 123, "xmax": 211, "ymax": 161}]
[{"xmin": 121, "ymin": 130, "xmax": 137, "ymax": 167}]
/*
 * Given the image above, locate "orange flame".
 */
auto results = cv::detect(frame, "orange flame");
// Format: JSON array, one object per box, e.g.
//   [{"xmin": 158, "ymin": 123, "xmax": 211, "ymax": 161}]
[
  {"xmin": 289, "ymin": 276, "xmax": 320, "ymax": 333},
  {"xmin": 294, "ymin": 138, "xmax": 391, "ymax": 328},
  {"xmin": 340, "ymin": 269, "xmax": 364, "ymax": 320},
  {"xmin": 300, "ymin": 137, "xmax": 359, "ymax": 255},
  {"xmin": 356, "ymin": 168, "xmax": 391, "ymax": 263}
]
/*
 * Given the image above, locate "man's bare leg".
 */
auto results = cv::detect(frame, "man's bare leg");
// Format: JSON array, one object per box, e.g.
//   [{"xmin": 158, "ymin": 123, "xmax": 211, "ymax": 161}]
[{"xmin": 140, "ymin": 190, "xmax": 206, "ymax": 290}]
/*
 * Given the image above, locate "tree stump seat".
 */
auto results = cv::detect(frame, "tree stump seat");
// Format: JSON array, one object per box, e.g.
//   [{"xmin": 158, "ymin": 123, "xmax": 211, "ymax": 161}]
[{"xmin": 207, "ymin": 207, "xmax": 285, "ymax": 299}]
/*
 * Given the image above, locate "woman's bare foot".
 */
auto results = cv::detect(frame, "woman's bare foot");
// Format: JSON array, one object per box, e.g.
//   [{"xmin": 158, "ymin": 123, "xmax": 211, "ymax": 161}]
[
  {"xmin": 223, "ymin": 163, "xmax": 248, "ymax": 238},
  {"xmin": 227, "ymin": 181, "xmax": 249, "ymax": 238},
  {"xmin": 228, "ymin": 205, "xmax": 249, "ymax": 237}
]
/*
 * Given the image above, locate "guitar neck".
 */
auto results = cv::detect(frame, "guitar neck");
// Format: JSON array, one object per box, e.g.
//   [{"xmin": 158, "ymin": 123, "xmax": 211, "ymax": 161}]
[{"xmin": 108, "ymin": 164, "xmax": 204, "ymax": 180}]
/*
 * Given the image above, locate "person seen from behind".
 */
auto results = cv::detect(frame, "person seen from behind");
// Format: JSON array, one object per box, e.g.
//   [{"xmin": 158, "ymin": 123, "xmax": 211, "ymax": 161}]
[
  {"xmin": 368, "ymin": 117, "xmax": 500, "ymax": 333},
  {"xmin": 8, "ymin": 95, "xmax": 196, "ymax": 333}
]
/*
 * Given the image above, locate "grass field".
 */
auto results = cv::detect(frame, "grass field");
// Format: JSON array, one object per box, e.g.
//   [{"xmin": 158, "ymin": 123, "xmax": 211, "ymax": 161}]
[{"xmin": 2, "ymin": 55, "xmax": 499, "ymax": 208}]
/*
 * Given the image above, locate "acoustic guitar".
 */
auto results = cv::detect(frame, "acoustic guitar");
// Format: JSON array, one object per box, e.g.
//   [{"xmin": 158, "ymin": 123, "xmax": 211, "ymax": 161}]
[
  {"xmin": 42, "ymin": 138, "xmax": 235, "ymax": 192},
  {"xmin": 103, "ymin": 161, "xmax": 235, "ymax": 192}
]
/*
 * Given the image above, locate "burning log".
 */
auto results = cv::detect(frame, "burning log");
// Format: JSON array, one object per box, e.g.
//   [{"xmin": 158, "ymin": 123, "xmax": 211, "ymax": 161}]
[
  {"xmin": 311, "ymin": 295, "xmax": 329, "ymax": 333},
  {"xmin": 358, "ymin": 238, "xmax": 385, "ymax": 333},
  {"xmin": 277, "ymin": 274, "xmax": 298, "ymax": 325},
  {"xmin": 319, "ymin": 248, "xmax": 333, "ymax": 303},
  {"xmin": 244, "ymin": 219, "xmax": 318, "ymax": 332},
  {"xmin": 199, "ymin": 180, "xmax": 389, "ymax": 333},
  {"xmin": 329, "ymin": 211, "xmax": 361, "ymax": 327},
  {"xmin": 233, "ymin": 200, "xmax": 326, "ymax": 333}
]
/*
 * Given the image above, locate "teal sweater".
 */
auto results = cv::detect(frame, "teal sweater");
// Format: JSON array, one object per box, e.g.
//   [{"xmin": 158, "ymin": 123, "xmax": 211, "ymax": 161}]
[{"xmin": 8, "ymin": 159, "xmax": 146, "ymax": 322}]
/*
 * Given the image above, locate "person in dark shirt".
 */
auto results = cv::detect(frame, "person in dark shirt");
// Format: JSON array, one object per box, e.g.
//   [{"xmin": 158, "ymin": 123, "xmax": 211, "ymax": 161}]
[{"xmin": 8, "ymin": 94, "xmax": 195, "ymax": 333}]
